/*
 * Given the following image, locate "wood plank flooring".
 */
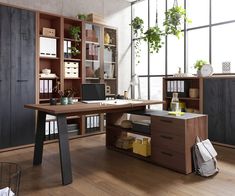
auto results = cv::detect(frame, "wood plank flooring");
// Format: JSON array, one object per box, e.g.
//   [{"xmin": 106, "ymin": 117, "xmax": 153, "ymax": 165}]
[{"xmin": 1, "ymin": 134, "xmax": 235, "ymax": 196}]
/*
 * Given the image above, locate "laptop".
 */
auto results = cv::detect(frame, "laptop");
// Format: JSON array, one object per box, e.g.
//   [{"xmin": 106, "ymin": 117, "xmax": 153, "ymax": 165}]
[{"xmin": 81, "ymin": 84, "xmax": 106, "ymax": 103}]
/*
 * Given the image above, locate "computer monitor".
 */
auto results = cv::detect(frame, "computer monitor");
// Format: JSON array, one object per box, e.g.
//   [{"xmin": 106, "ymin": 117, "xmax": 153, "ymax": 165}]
[{"xmin": 81, "ymin": 84, "xmax": 105, "ymax": 101}]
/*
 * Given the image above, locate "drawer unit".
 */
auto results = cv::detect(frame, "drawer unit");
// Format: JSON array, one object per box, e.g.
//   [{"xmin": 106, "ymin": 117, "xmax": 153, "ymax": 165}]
[
  {"xmin": 151, "ymin": 116, "xmax": 185, "ymax": 136},
  {"xmin": 64, "ymin": 62, "xmax": 79, "ymax": 78},
  {"xmin": 152, "ymin": 131, "xmax": 185, "ymax": 153},
  {"xmin": 151, "ymin": 147, "xmax": 186, "ymax": 173},
  {"xmin": 151, "ymin": 114, "xmax": 208, "ymax": 174}
]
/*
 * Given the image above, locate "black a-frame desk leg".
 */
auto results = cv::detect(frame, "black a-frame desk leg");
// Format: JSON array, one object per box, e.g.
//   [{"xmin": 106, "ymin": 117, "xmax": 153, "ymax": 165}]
[
  {"xmin": 57, "ymin": 114, "xmax": 72, "ymax": 185},
  {"xmin": 33, "ymin": 111, "xmax": 46, "ymax": 165}
]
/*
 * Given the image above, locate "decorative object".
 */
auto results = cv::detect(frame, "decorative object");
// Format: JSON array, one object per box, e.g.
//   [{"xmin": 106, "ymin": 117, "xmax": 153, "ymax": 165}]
[
  {"xmin": 200, "ymin": 64, "xmax": 213, "ymax": 77},
  {"xmin": 222, "ymin": 61, "xmax": 231, "ymax": 73},
  {"xmin": 42, "ymin": 27, "xmax": 56, "ymax": 37},
  {"xmin": 50, "ymin": 98, "xmax": 57, "ymax": 105},
  {"xmin": 129, "ymin": 74, "xmax": 141, "ymax": 99},
  {"xmin": 60, "ymin": 97, "xmax": 68, "ymax": 105},
  {"xmin": 42, "ymin": 68, "xmax": 51, "ymax": 75},
  {"xmin": 104, "ymin": 32, "xmax": 110, "ymax": 44},
  {"xmin": 68, "ymin": 97, "xmax": 73, "ymax": 105},
  {"xmin": 170, "ymin": 92, "xmax": 180, "ymax": 112},
  {"xmin": 189, "ymin": 88, "xmax": 199, "ymax": 98},
  {"xmin": 104, "ymin": 71, "xmax": 108, "ymax": 79}
]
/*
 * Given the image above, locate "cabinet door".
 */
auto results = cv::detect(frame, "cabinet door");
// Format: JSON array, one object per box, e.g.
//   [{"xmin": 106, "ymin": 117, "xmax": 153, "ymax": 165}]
[
  {"xmin": 223, "ymin": 79, "xmax": 235, "ymax": 145},
  {"xmin": 10, "ymin": 8, "xmax": 36, "ymax": 146},
  {"xmin": 0, "ymin": 5, "xmax": 11, "ymax": 148},
  {"xmin": 203, "ymin": 79, "xmax": 225, "ymax": 143}
]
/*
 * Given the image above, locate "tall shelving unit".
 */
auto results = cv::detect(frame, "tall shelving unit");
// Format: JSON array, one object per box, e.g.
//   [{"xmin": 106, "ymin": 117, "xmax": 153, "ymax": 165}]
[{"xmin": 36, "ymin": 11, "xmax": 118, "ymax": 140}]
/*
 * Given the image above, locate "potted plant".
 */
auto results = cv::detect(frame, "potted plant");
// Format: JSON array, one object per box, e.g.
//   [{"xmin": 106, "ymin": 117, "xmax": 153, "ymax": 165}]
[
  {"xmin": 69, "ymin": 26, "xmax": 81, "ymax": 41},
  {"xmin": 194, "ymin": 60, "xmax": 208, "ymax": 76},
  {"xmin": 64, "ymin": 89, "xmax": 75, "ymax": 104},
  {"xmin": 77, "ymin": 14, "xmax": 87, "ymax": 20}
]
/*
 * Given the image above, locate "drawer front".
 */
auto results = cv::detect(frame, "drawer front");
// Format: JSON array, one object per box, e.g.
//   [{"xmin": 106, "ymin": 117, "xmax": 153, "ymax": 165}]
[
  {"xmin": 152, "ymin": 132, "xmax": 185, "ymax": 153},
  {"xmin": 151, "ymin": 147, "xmax": 186, "ymax": 173},
  {"xmin": 151, "ymin": 116, "xmax": 185, "ymax": 136}
]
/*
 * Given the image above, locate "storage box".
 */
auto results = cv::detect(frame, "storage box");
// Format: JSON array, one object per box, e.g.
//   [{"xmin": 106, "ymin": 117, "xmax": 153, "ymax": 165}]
[
  {"xmin": 42, "ymin": 27, "xmax": 56, "ymax": 37},
  {"xmin": 64, "ymin": 62, "xmax": 79, "ymax": 78},
  {"xmin": 132, "ymin": 120, "xmax": 150, "ymax": 134},
  {"xmin": 133, "ymin": 138, "xmax": 151, "ymax": 157},
  {"xmin": 86, "ymin": 13, "xmax": 104, "ymax": 24},
  {"xmin": 115, "ymin": 136, "xmax": 135, "ymax": 150},
  {"xmin": 40, "ymin": 37, "xmax": 57, "ymax": 58}
]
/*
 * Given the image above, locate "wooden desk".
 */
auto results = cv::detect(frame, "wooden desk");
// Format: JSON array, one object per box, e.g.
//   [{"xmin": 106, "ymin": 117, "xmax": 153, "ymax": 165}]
[{"xmin": 25, "ymin": 100, "xmax": 163, "ymax": 185}]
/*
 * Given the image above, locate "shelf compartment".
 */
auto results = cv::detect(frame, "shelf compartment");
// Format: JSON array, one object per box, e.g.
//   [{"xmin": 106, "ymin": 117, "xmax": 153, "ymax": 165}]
[{"xmin": 107, "ymin": 124, "xmax": 151, "ymax": 137}]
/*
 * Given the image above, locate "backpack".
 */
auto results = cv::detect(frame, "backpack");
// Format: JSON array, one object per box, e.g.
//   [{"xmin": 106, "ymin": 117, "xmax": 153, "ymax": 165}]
[{"xmin": 192, "ymin": 137, "xmax": 219, "ymax": 177}]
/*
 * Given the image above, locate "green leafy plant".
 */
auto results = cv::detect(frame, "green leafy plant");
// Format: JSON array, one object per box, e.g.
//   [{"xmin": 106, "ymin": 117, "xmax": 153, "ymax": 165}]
[
  {"xmin": 70, "ymin": 46, "xmax": 80, "ymax": 56},
  {"xmin": 69, "ymin": 26, "xmax": 81, "ymax": 41},
  {"xmin": 144, "ymin": 27, "xmax": 164, "ymax": 53},
  {"xmin": 164, "ymin": 6, "xmax": 191, "ymax": 38},
  {"xmin": 194, "ymin": 60, "xmax": 208, "ymax": 70},
  {"xmin": 77, "ymin": 14, "xmax": 87, "ymax": 20},
  {"xmin": 69, "ymin": 26, "xmax": 81, "ymax": 57},
  {"xmin": 130, "ymin": 16, "xmax": 144, "ymax": 37},
  {"xmin": 130, "ymin": 17, "xmax": 144, "ymax": 64}
]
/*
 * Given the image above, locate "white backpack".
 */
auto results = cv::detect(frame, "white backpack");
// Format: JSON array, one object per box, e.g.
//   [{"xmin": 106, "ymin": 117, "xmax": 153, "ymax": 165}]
[{"xmin": 192, "ymin": 137, "xmax": 219, "ymax": 177}]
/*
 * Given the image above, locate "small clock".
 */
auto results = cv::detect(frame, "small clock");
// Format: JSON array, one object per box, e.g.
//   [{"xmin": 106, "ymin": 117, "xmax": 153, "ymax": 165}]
[{"xmin": 200, "ymin": 64, "xmax": 213, "ymax": 77}]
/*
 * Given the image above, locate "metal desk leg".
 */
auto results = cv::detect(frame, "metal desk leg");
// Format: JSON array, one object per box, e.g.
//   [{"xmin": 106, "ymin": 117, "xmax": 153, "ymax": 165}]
[
  {"xmin": 33, "ymin": 111, "xmax": 46, "ymax": 165},
  {"xmin": 57, "ymin": 114, "xmax": 72, "ymax": 185}
]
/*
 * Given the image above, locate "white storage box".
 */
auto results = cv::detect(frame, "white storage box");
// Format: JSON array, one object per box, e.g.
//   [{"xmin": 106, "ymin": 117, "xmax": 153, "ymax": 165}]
[
  {"xmin": 40, "ymin": 37, "xmax": 57, "ymax": 58},
  {"xmin": 64, "ymin": 62, "xmax": 79, "ymax": 78}
]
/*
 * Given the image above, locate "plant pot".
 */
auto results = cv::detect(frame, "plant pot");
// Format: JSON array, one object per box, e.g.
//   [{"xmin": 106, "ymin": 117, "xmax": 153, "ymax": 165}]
[
  {"xmin": 61, "ymin": 97, "xmax": 68, "ymax": 105},
  {"xmin": 68, "ymin": 97, "xmax": 74, "ymax": 104},
  {"xmin": 197, "ymin": 70, "xmax": 202, "ymax": 77}
]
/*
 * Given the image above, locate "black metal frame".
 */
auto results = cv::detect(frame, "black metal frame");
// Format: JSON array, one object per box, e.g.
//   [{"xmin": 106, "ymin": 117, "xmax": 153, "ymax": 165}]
[{"xmin": 131, "ymin": 0, "xmax": 235, "ymax": 99}]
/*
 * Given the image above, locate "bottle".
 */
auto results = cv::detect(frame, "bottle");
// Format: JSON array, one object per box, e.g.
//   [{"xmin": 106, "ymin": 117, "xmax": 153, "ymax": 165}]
[{"xmin": 170, "ymin": 92, "xmax": 180, "ymax": 112}]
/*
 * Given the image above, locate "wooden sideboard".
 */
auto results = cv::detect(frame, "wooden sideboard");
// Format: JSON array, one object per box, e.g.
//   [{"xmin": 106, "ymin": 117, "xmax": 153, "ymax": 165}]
[{"xmin": 106, "ymin": 110, "xmax": 208, "ymax": 174}]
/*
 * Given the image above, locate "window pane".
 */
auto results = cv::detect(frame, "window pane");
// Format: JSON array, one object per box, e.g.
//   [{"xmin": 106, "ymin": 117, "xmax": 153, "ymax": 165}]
[
  {"xmin": 187, "ymin": 0, "xmax": 209, "ymax": 28},
  {"xmin": 187, "ymin": 28, "xmax": 209, "ymax": 74},
  {"xmin": 212, "ymin": 23, "xmax": 235, "ymax": 73},
  {"xmin": 134, "ymin": 40, "xmax": 148, "ymax": 75},
  {"xmin": 136, "ymin": 77, "xmax": 148, "ymax": 100},
  {"xmin": 150, "ymin": 77, "xmax": 163, "ymax": 110},
  {"xmin": 212, "ymin": 0, "xmax": 235, "ymax": 24},
  {"xmin": 150, "ymin": 0, "xmax": 165, "ymax": 29},
  {"xmin": 132, "ymin": 0, "xmax": 148, "ymax": 33},
  {"xmin": 150, "ymin": 44, "xmax": 165, "ymax": 75},
  {"xmin": 167, "ymin": 35, "xmax": 184, "ymax": 75}
]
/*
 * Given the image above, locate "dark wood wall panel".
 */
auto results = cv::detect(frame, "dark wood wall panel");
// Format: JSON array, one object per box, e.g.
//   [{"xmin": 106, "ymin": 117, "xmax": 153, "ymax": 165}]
[
  {"xmin": 0, "ymin": 6, "xmax": 11, "ymax": 148},
  {"xmin": 204, "ymin": 78, "xmax": 235, "ymax": 145},
  {"xmin": 0, "ymin": 4, "xmax": 36, "ymax": 148}
]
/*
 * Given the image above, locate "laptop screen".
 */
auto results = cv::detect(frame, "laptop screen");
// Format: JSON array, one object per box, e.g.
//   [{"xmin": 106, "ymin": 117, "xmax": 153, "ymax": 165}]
[{"xmin": 81, "ymin": 84, "xmax": 105, "ymax": 101}]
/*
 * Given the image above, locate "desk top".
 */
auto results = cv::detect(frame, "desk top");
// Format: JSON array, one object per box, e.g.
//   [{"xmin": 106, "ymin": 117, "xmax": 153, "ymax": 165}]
[{"xmin": 25, "ymin": 100, "xmax": 164, "ymax": 115}]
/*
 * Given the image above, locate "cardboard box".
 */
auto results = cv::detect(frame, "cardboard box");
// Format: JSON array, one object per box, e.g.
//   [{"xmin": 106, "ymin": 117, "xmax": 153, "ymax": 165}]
[{"xmin": 42, "ymin": 27, "xmax": 56, "ymax": 37}]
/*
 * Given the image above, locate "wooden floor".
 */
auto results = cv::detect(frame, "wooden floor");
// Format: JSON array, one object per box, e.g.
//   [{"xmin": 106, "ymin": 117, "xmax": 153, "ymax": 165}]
[{"xmin": 1, "ymin": 134, "xmax": 235, "ymax": 196}]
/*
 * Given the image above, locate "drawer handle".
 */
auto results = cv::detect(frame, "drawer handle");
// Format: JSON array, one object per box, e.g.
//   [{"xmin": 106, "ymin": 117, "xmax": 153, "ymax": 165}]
[
  {"xmin": 160, "ymin": 119, "xmax": 172, "ymax": 123},
  {"xmin": 17, "ymin": 79, "xmax": 28, "ymax": 82},
  {"xmin": 161, "ymin": 151, "xmax": 173, "ymax": 157},
  {"xmin": 160, "ymin": 135, "xmax": 173, "ymax": 140}
]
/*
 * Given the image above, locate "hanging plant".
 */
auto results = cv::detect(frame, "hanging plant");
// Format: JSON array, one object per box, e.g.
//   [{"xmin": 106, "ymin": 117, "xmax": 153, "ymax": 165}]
[
  {"xmin": 164, "ymin": 5, "xmax": 190, "ymax": 38},
  {"xmin": 130, "ymin": 17, "xmax": 144, "ymax": 64},
  {"xmin": 144, "ymin": 27, "xmax": 164, "ymax": 53}
]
